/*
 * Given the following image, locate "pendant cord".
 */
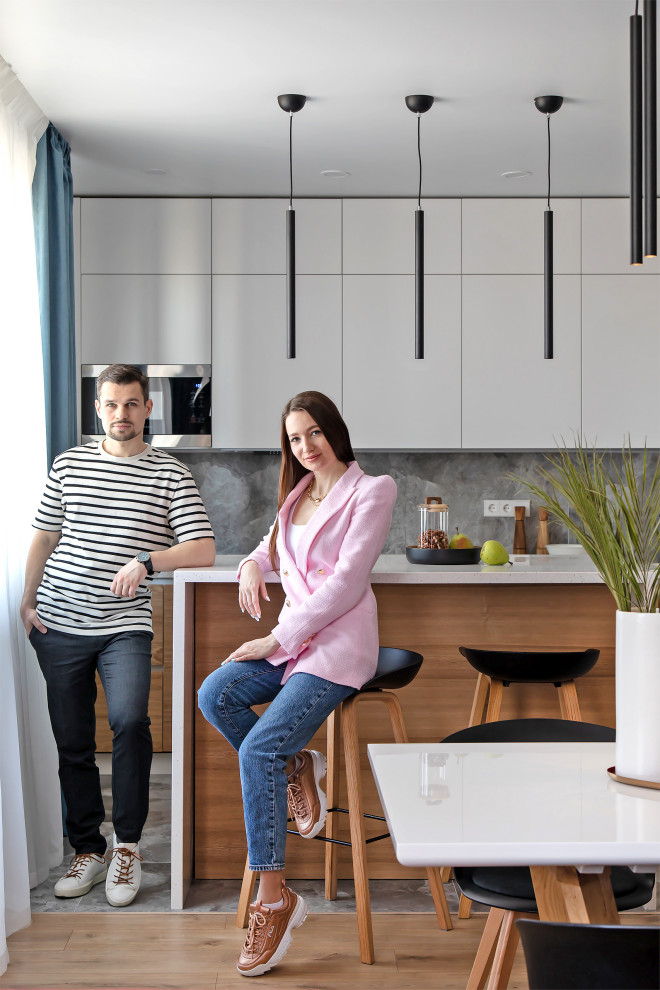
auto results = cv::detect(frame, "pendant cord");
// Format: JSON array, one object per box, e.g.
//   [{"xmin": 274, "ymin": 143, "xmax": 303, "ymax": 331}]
[
  {"xmin": 289, "ymin": 112, "xmax": 293, "ymax": 208},
  {"xmin": 546, "ymin": 113, "xmax": 551, "ymax": 210},
  {"xmin": 417, "ymin": 113, "xmax": 422, "ymax": 209}
]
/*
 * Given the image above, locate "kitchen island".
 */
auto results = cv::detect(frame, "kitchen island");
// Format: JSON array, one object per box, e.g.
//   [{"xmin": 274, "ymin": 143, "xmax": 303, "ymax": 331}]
[{"xmin": 171, "ymin": 554, "xmax": 616, "ymax": 908}]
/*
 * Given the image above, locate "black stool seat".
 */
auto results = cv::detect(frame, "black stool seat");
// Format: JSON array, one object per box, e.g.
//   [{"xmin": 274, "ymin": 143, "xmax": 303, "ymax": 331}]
[
  {"xmin": 360, "ymin": 647, "xmax": 423, "ymax": 692},
  {"xmin": 454, "ymin": 865, "xmax": 655, "ymax": 913},
  {"xmin": 444, "ymin": 717, "xmax": 615, "ymax": 744},
  {"xmin": 459, "ymin": 647, "xmax": 599, "ymax": 685}
]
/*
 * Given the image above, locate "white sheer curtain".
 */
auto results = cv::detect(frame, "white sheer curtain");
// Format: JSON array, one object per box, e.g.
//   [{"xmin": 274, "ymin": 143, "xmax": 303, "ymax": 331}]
[{"xmin": 0, "ymin": 56, "xmax": 62, "ymax": 976}]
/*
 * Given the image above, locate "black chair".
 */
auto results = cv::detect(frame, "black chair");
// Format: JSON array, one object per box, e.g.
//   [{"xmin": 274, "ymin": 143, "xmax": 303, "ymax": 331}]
[
  {"xmin": 516, "ymin": 919, "xmax": 660, "ymax": 990},
  {"xmin": 459, "ymin": 647, "xmax": 600, "ymax": 725},
  {"xmin": 441, "ymin": 719, "xmax": 655, "ymax": 990},
  {"xmin": 237, "ymin": 647, "xmax": 452, "ymax": 965}
]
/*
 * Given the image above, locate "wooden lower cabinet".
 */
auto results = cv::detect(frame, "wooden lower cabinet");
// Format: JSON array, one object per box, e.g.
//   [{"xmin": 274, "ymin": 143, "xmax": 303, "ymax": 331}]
[
  {"xmin": 193, "ymin": 581, "xmax": 617, "ymax": 880},
  {"xmin": 95, "ymin": 583, "xmax": 173, "ymax": 753}
]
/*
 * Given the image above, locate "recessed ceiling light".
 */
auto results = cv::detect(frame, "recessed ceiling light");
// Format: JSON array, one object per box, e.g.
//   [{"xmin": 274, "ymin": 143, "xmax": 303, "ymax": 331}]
[
  {"xmin": 500, "ymin": 170, "xmax": 532, "ymax": 179},
  {"xmin": 143, "ymin": 167, "xmax": 169, "ymax": 175},
  {"xmin": 320, "ymin": 169, "xmax": 351, "ymax": 178}
]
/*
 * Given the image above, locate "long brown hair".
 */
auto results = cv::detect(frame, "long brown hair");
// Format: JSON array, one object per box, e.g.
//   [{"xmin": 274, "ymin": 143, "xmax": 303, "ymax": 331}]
[{"xmin": 268, "ymin": 391, "xmax": 355, "ymax": 571}]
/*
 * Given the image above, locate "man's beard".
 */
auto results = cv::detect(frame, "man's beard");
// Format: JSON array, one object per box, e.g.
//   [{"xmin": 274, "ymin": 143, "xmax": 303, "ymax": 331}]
[{"xmin": 108, "ymin": 424, "xmax": 138, "ymax": 442}]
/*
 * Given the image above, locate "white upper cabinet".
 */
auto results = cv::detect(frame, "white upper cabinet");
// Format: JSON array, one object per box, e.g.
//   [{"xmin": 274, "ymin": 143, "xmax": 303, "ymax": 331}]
[
  {"xmin": 582, "ymin": 199, "xmax": 660, "ymax": 274},
  {"xmin": 343, "ymin": 275, "xmax": 461, "ymax": 449},
  {"xmin": 342, "ymin": 199, "xmax": 461, "ymax": 274},
  {"xmin": 462, "ymin": 199, "xmax": 581, "ymax": 274},
  {"xmin": 582, "ymin": 275, "xmax": 660, "ymax": 447},
  {"xmin": 461, "ymin": 275, "xmax": 582, "ymax": 448},
  {"xmin": 212, "ymin": 275, "xmax": 342, "ymax": 448},
  {"xmin": 212, "ymin": 199, "xmax": 341, "ymax": 274},
  {"xmin": 81, "ymin": 199, "xmax": 211, "ymax": 274}
]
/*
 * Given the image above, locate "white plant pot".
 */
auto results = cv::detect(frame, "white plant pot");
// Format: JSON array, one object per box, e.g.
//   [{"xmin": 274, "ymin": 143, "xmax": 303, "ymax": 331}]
[{"xmin": 615, "ymin": 610, "xmax": 660, "ymax": 784}]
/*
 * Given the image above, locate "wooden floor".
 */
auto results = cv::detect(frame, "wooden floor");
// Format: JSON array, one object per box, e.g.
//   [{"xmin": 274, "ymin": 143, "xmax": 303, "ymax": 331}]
[{"xmin": 2, "ymin": 912, "xmax": 658, "ymax": 990}]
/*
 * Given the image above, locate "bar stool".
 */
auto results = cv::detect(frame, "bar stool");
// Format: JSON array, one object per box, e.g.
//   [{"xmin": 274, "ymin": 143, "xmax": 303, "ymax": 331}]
[
  {"xmin": 460, "ymin": 647, "xmax": 600, "ymax": 726},
  {"xmin": 236, "ymin": 646, "xmax": 453, "ymax": 965}
]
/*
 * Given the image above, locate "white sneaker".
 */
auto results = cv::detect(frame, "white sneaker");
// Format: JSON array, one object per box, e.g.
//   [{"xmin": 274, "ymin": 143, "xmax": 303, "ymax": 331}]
[
  {"xmin": 105, "ymin": 834, "xmax": 143, "ymax": 907},
  {"xmin": 54, "ymin": 853, "xmax": 107, "ymax": 897}
]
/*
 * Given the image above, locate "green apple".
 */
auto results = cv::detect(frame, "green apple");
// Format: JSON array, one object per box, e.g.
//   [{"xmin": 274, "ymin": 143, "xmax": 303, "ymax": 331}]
[
  {"xmin": 449, "ymin": 527, "xmax": 474, "ymax": 550},
  {"xmin": 480, "ymin": 540, "xmax": 510, "ymax": 566}
]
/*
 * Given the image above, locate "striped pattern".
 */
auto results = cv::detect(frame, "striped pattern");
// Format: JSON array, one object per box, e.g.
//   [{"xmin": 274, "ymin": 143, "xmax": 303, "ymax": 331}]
[{"xmin": 34, "ymin": 442, "xmax": 213, "ymax": 635}]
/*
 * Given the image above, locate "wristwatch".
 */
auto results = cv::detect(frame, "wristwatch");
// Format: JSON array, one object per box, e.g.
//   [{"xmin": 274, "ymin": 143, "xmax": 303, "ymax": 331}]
[{"xmin": 136, "ymin": 551, "xmax": 154, "ymax": 576}]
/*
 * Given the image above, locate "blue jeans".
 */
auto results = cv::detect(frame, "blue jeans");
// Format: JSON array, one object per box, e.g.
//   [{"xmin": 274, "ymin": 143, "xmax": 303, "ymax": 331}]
[
  {"xmin": 30, "ymin": 626, "xmax": 153, "ymax": 854},
  {"xmin": 197, "ymin": 659, "xmax": 354, "ymax": 871}
]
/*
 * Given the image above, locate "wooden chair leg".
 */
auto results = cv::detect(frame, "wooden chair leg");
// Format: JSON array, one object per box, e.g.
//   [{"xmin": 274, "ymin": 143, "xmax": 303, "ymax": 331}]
[
  {"xmin": 557, "ymin": 680, "xmax": 582, "ymax": 721},
  {"xmin": 236, "ymin": 855, "xmax": 257, "ymax": 928},
  {"xmin": 485, "ymin": 679, "xmax": 504, "ymax": 722},
  {"xmin": 469, "ymin": 673, "xmax": 490, "ymax": 726},
  {"xmin": 440, "ymin": 866, "xmax": 452, "ymax": 883},
  {"xmin": 466, "ymin": 908, "xmax": 506, "ymax": 990},
  {"xmin": 459, "ymin": 892, "xmax": 473, "ymax": 919},
  {"xmin": 485, "ymin": 910, "xmax": 533, "ymax": 990},
  {"xmin": 342, "ymin": 694, "xmax": 375, "ymax": 964},
  {"xmin": 325, "ymin": 706, "xmax": 342, "ymax": 900}
]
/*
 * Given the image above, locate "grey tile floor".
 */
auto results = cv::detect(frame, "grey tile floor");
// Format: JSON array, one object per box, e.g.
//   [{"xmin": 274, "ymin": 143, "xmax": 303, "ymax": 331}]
[{"xmin": 31, "ymin": 775, "xmax": 468, "ymax": 914}]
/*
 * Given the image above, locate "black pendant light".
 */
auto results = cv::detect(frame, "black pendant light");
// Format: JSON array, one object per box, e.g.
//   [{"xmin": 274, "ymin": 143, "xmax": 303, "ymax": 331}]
[
  {"xmin": 278, "ymin": 94, "xmax": 306, "ymax": 358},
  {"xmin": 630, "ymin": 1, "xmax": 657, "ymax": 263},
  {"xmin": 632, "ymin": 3, "xmax": 644, "ymax": 264},
  {"xmin": 405, "ymin": 95, "xmax": 434, "ymax": 359},
  {"xmin": 644, "ymin": 0, "xmax": 657, "ymax": 258},
  {"xmin": 534, "ymin": 95, "xmax": 563, "ymax": 360}
]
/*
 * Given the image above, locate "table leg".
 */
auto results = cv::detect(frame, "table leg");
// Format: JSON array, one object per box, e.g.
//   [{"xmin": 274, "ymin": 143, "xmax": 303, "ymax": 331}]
[{"xmin": 530, "ymin": 865, "xmax": 620, "ymax": 924}]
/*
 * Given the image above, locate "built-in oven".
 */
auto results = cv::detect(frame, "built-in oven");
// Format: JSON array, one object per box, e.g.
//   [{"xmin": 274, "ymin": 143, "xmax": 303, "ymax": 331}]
[{"xmin": 81, "ymin": 364, "xmax": 211, "ymax": 448}]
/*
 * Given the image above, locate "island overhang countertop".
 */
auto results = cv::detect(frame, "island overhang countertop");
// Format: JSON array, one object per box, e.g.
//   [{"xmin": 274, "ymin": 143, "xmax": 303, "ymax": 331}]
[{"xmin": 173, "ymin": 552, "xmax": 603, "ymax": 586}]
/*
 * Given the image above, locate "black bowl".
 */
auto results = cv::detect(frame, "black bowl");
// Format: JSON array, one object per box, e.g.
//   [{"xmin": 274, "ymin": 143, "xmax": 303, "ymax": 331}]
[{"xmin": 405, "ymin": 545, "xmax": 482, "ymax": 565}]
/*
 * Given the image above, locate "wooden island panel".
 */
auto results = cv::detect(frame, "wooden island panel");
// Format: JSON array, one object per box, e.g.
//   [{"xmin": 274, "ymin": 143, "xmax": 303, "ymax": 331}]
[{"xmin": 193, "ymin": 581, "xmax": 616, "ymax": 879}]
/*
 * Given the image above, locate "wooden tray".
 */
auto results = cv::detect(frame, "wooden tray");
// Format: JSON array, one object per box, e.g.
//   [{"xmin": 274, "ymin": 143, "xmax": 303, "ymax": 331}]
[{"xmin": 606, "ymin": 766, "xmax": 660, "ymax": 790}]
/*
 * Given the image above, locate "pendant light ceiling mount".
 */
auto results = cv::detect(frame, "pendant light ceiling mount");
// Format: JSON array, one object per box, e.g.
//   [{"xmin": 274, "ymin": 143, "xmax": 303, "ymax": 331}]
[
  {"xmin": 277, "ymin": 93, "xmax": 306, "ymax": 114},
  {"xmin": 405, "ymin": 94, "xmax": 434, "ymax": 115},
  {"xmin": 533, "ymin": 94, "xmax": 563, "ymax": 115}
]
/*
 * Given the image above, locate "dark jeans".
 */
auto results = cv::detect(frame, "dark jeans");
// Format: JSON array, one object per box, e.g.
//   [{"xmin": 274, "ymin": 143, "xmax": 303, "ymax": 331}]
[{"xmin": 30, "ymin": 626, "xmax": 153, "ymax": 855}]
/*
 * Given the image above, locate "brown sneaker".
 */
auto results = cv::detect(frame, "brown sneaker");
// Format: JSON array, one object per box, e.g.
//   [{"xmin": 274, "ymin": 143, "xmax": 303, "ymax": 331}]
[
  {"xmin": 287, "ymin": 749, "xmax": 327, "ymax": 838},
  {"xmin": 236, "ymin": 884, "xmax": 308, "ymax": 977}
]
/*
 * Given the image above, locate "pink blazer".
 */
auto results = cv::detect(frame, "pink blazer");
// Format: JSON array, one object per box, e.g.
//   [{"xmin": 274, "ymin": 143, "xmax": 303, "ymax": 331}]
[{"xmin": 238, "ymin": 461, "xmax": 397, "ymax": 689}]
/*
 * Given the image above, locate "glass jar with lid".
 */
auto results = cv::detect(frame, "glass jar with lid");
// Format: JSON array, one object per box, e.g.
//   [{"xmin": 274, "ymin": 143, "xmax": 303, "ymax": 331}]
[{"xmin": 417, "ymin": 497, "xmax": 449, "ymax": 549}]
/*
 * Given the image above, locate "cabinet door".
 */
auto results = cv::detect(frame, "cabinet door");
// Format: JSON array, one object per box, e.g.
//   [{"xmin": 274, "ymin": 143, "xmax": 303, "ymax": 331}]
[
  {"xmin": 212, "ymin": 199, "xmax": 341, "ymax": 274},
  {"xmin": 343, "ymin": 275, "xmax": 461, "ymax": 448},
  {"xmin": 461, "ymin": 276, "xmax": 581, "ymax": 448},
  {"xmin": 462, "ymin": 199, "xmax": 581, "ymax": 274},
  {"xmin": 81, "ymin": 199, "xmax": 211, "ymax": 274},
  {"xmin": 342, "ymin": 199, "xmax": 461, "ymax": 274},
  {"xmin": 81, "ymin": 275, "xmax": 211, "ymax": 364},
  {"xmin": 582, "ymin": 199, "xmax": 660, "ymax": 274},
  {"xmin": 582, "ymin": 275, "xmax": 660, "ymax": 446},
  {"xmin": 212, "ymin": 275, "xmax": 342, "ymax": 448}
]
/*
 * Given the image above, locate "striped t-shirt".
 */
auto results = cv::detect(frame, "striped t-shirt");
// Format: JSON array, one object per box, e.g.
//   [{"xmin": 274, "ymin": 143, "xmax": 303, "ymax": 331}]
[{"xmin": 33, "ymin": 441, "xmax": 214, "ymax": 636}]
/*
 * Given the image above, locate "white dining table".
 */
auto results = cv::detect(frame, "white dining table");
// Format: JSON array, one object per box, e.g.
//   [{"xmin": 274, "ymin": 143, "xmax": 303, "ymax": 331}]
[{"xmin": 368, "ymin": 741, "xmax": 660, "ymax": 923}]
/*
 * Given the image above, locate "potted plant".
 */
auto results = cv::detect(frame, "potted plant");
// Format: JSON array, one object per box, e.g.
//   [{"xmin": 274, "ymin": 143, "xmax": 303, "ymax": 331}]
[{"xmin": 512, "ymin": 440, "xmax": 660, "ymax": 785}]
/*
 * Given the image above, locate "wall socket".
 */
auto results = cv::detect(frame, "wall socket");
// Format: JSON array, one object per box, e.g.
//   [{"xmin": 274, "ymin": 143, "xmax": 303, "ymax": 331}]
[{"xmin": 483, "ymin": 499, "xmax": 531, "ymax": 518}]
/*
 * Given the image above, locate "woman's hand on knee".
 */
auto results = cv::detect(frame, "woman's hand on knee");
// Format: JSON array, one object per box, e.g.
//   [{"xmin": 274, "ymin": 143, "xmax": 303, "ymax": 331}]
[
  {"xmin": 223, "ymin": 633, "xmax": 280, "ymax": 664},
  {"xmin": 238, "ymin": 561, "xmax": 269, "ymax": 621}
]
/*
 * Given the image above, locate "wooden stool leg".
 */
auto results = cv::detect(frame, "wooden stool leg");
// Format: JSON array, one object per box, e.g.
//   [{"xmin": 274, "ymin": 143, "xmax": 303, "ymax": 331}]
[
  {"xmin": 466, "ymin": 907, "xmax": 506, "ymax": 990},
  {"xmin": 440, "ymin": 866, "xmax": 452, "ymax": 883},
  {"xmin": 325, "ymin": 706, "xmax": 342, "ymax": 900},
  {"xmin": 380, "ymin": 691, "xmax": 452, "ymax": 931},
  {"xmin": 470, "ymin": 673, "xmax": 490, "ymax": 726},
  {"xmin": 342, "ymin": 695, "xmax": 375, "ymax": 965},
  {"xmin": 557, "ymin": 680, "xmax": 582, "ymax": 721},
  {"xmin": 485, "ymin": 679, "xmax": 504, "ymax": 722},
  {"xmin": 236, "ymin": 855, "xmax": 257, "ymax": 928}
]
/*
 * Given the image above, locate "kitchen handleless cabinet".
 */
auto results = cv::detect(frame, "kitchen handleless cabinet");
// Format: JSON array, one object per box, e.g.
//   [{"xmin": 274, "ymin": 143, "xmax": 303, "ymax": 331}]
[
  {"xmin": 462, "ymin": 198, "xmax": 581, "ymax": 274},
  {"xmin": 461, "ymin": 275, "xmax": 582, "ymax": 448},
  {"xmin": 582, "ymin": 275, "xmax": 660, "ymax": 446},
  {"xmin": 81, "ymin": 198, "xmax": 211, "ymax": 274},
  {"xmin": 212, "ymin": 274, "xmax": 342, "ymax": 448},
  {"xmin": 212, "ymin": 198, "xmax": 341, "ymax": 274},
  {"xmin": 342, "ymin": 199, "xmax": 461, "ymax": 274},
  {"xmin": 582, "ymin": 199, "xmax": 660, "ymax": 275},
  {"xmin": 343, "ymin": 275, "xmax": 461, "ymax": 448}
]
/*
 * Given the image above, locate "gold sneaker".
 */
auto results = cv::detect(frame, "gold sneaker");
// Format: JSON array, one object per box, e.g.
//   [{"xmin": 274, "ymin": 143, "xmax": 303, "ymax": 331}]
[
  {"xmin": 287, "ymin": 749, "xmax": 327, "ymax": 838},
  {"xmin": 237, "ymin": 884, "xmax": 307, "ymax": 977}
]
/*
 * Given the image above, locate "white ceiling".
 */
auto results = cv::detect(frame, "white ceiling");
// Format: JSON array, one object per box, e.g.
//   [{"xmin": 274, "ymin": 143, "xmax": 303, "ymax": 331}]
[{"xmin": 0, "ymin": 0, "xmax": 639, "ymax": 198}]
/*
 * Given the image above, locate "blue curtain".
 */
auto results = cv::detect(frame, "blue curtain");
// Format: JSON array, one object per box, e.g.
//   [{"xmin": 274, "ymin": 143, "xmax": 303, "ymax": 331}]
[{"xmin": 32, "ymin": 123, "xmax": 76, "ymax": 467}]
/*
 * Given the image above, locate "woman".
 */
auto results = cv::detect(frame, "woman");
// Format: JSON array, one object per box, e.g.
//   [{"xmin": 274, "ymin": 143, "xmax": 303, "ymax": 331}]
[{"xmin": 198, "ymin": 390, "xmax": 396, "ymax": 977}]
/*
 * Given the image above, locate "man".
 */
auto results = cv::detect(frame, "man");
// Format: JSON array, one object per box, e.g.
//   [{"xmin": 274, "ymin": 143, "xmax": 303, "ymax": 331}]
[{"xmin": 21, "ymin": 364, "xmax": 215, "ymax": 906}]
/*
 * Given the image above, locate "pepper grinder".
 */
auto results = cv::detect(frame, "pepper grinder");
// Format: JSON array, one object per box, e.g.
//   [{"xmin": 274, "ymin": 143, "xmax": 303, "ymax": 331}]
[
  {"xmin": 537, "ymin": 507, "xmax": 550, "ymax": 555},
  {"xmin": 513, "ymin": 506, "xmax": 527, "ymax": 554}
]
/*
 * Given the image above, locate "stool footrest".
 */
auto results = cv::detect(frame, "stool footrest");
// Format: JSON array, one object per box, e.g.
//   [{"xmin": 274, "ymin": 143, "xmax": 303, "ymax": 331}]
[{"xmin": 328, "ymin": 806, "xmax": 386, "ymax": 822}]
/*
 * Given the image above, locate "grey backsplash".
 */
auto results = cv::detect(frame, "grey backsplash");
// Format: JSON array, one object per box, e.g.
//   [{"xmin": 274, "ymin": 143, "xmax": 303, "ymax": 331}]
[{"xmin": 177, "ymin": 450, "xmax": 578, "ymax": 555}]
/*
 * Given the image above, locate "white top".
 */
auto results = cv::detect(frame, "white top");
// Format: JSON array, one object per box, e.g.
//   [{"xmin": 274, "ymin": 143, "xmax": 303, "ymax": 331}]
[
  {"xmin": 368, "ymin": 742, "xmax": 660, "ymax": 870},
  {"xmin": 286, "ymin": 520, "xmax": 307, "ymax": 559}
]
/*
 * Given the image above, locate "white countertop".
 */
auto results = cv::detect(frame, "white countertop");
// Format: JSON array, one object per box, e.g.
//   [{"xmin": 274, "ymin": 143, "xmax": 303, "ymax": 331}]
[
  {"xmin": 172, "ymin": 552, "xmax": 604, "ymax": 586},
  {"xmin": 368, "ymin": 742, "xmax": 660, "ymax": 869}
]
